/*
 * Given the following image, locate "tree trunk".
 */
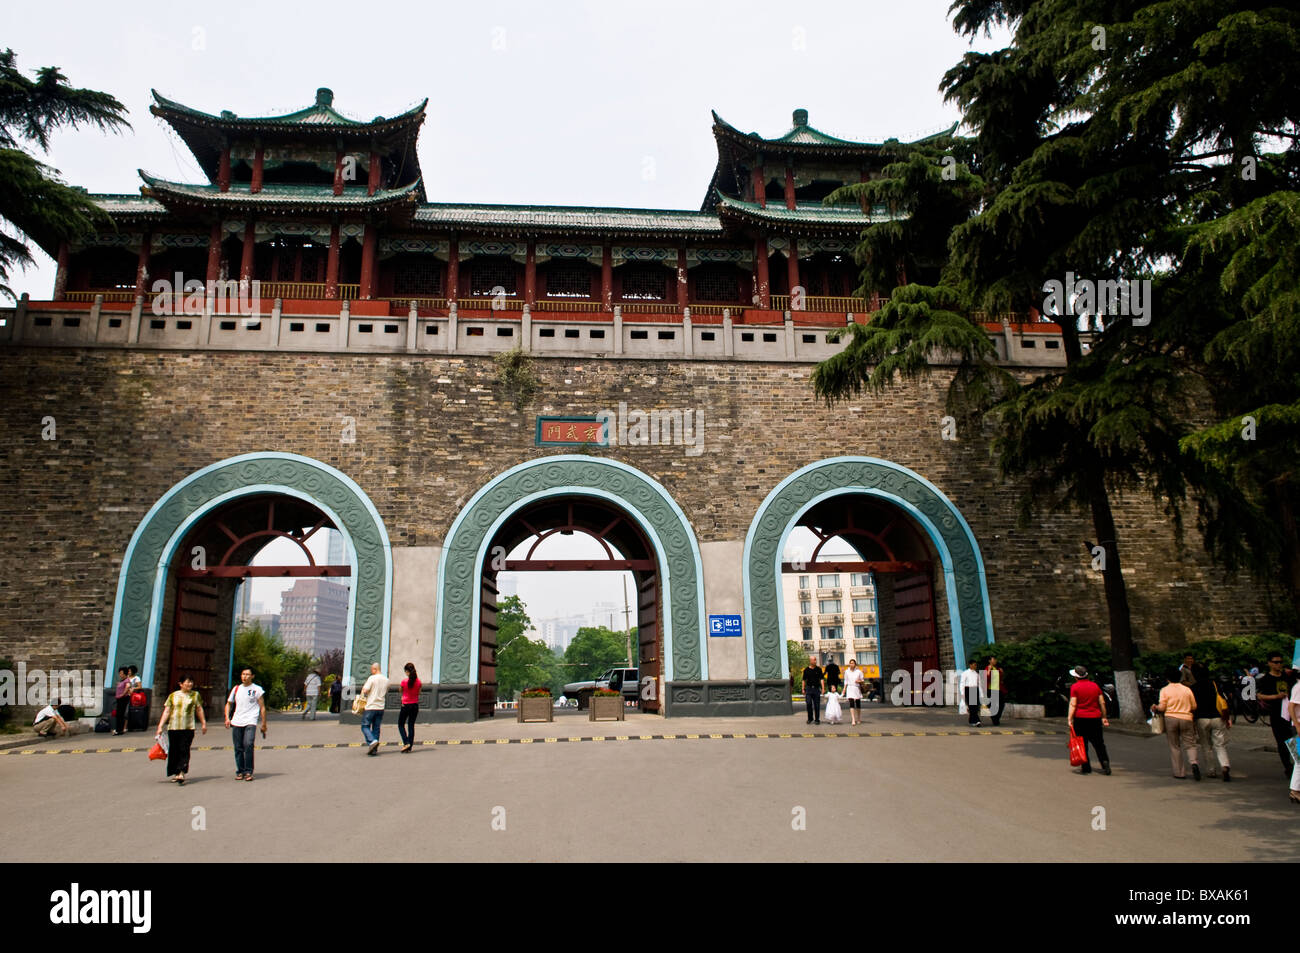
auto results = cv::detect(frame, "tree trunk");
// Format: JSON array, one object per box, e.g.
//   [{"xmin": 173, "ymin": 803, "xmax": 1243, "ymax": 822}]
[
  {"xmin": 1085, "ymin": 459, "xmax": 1144, "ymax": 721},
  {"xmin": 1267, "ymin": 477, "xmax": 1300, "ymax": 629}
]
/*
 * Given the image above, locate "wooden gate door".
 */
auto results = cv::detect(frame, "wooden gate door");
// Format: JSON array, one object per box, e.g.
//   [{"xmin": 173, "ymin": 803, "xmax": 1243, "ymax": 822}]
[
  {"xmin": 478, "ymin": 573, "xmax": 499, "ymax": 717},
  {"xmin": 893, "ymin": 572, "xmax": 938, "ymax": 704},
  {"xmin": 635, "ymin": 571, "xmax": 661, "ymax": 713},
  {"xmin": 170, "ymin": 579, "xmax": 221, "ymax": 717}
]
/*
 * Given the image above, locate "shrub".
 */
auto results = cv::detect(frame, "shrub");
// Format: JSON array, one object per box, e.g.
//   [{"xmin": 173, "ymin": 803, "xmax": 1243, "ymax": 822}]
[
  {"xmin": 1134, "ymin": 633, "xmax": 1296, "ymax": 680},
  {"xmin": 978, "ymin": 633, "xmax": 1113, "ymax": 717}
]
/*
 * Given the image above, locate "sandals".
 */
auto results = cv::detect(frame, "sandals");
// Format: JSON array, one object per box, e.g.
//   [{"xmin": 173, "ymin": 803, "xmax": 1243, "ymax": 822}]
[{"xmin": 1289, "ymin": 790, "xmax": 1300, "ymax": 804}]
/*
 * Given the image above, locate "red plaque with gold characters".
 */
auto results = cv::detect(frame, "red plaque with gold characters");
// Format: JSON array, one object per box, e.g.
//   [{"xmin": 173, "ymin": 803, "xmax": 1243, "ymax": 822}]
[{"xmin": 535, "ymin": 416, "xmax": 607, "ymax": 447}]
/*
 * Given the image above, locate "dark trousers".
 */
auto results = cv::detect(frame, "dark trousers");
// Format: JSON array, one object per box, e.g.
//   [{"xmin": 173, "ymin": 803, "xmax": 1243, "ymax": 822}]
[
  {"xmin": 805, "ymin": 687, "xmax": 821, "ymax": 723},
  {"xmin": 965, "ymin": 686, "xmax": 981, "ymax": 724},
  {"xmin": 166, "ymin": 728, "xmax": 194, "ymax": 777},
  {"xmin": 113, "ymin": 696, "xmax": 129, "ymax": 733},
  {"xmin": 398, "ymin": 703, "xmax": 419, "ymax": 746},
  {"xmin": 988, "ymin": 689, "xmax": 1005, "ymax": 726},
  {"xmin": 1271, "ymin": 716, "xmax": 1296, "ymax": 774},
  {"xmin": 232, "ymin": 724, "xmax": 257, "ymax": 774},
  {"xmin": 1074, "ymin": 716, "xmax": 1109, "ymax": 767},
  {"xmin": 330, "ymin": 692, "xmax": 341, "ymax": 714}
]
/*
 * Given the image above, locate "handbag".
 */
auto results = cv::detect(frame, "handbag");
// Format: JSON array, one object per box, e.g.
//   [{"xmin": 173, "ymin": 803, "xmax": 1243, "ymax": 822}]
[
  {"xmin": 1068, "ymin": 728, "xmax": 1087, "ymax": 767},
  {"xmin": 1214, "ymin": 683, "xmax": 1229, "ymax": 717},
  {"xmin": 351, "ymin": 695, "xmax": 365, "ymax": 715},
  {"xmin": 1149, "ymin": 712, "xmax": 1165, "ymax": 735},
  {"xmin": 1286, "ymin": 736, "xmax": 1299, "ymax": 766},
  {"xmin": 148, "ymin": 735, "xmax": 168, "ymax": 760},
  {"xmin": 130, "ymin": 690, "xmax": 147, "ymax": 708}
]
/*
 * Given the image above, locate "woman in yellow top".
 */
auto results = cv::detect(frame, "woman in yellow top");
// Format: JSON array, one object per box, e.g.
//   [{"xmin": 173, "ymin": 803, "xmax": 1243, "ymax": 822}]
[
  {"xmin": 1152, "ymin": 668, "xmax": 1199, "ymax": 780},
  {"xmin": 155, "ymin": 675, "xmax": 208, "ymax": 785}
]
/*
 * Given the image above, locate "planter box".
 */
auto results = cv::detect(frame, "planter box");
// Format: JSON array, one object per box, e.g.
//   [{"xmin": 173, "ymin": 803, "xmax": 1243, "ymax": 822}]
[
  {"xmin": 517, "ymin": 696, "xmax": 553, "ymax": 723},
  {"xmin": 589, "ymin": 695, "xmax": 626, "ymax": 722}
]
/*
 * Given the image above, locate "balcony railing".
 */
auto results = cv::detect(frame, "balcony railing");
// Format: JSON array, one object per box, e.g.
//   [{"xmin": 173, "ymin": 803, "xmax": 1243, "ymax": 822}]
[
  {"xmin": 687, "ymin": 303, "xmax": 742, "ymax": 316},
  {"xmin": 64, "ymin": 290, "xmax": 136, "ymax": 303},
  {"xmin": 770, "ymin": 294, "xmax": 870, "ymax": 313},
  {"xmin": 457, "ymin": 297, "xmax": 525, "ymax": 311},
  {"xmin": 851, "ymin": 612, "xmax": 877, "ymax": 624},
  {"xmin": 535, "ymin": 299, "xmax": 604, "ymax": 312},
  {"xmin": 816, "ymin": 588, "xmax": 842, "ymax": 598},
  {"xmin": 258, "ymin": 281, "xmax": 359, "ymax": 301},
  {"xmin": 618, "ymin": 302, "xmax": 679, "ymax": 314}
]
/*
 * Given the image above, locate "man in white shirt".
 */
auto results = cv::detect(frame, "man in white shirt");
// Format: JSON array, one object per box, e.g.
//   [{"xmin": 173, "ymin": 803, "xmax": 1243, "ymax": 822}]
[
  {"xmin": 360, "ymin": 662, "xmax": 389, "ymax": 755},
  {"xmin": 224, "ymin": 668, "xmax": 267, "ymax": 781},
  {"xmin": 959, "ymin": 659, "xmax": 983, "ymax": 727},
  {"xmin": 302, "ymin": 670, "xmax": 322, "ymax": 721},
  {"xmin": 33, "ymin": 701, "xmax": 68, "ymax": 737}
]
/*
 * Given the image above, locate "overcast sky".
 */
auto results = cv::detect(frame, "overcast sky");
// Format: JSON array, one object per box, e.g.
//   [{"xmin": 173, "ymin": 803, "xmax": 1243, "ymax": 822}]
[
  {"xmin": 9, "ymin": 1, "xmax": 1005, "ymax": 627},
  {"xmin": 6, "ymin": 0, "xmax": 1006, "ymax": 299}
]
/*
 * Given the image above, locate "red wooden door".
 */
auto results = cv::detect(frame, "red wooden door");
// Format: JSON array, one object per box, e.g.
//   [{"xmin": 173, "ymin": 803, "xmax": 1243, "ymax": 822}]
[
  {"xmin": 478, "ymin": 573, "xmax": 499, "ymax": 717},
  {"xmin": 636, "ymin": 571, "xmax": 661, "ymax": 713},
  {"xmin": 893, "ymin": 572, "xmax": 938, "ymax": 704},
  {"xmin": 169, "ymin": 579, "xmax": 221, "ymax": 717}
]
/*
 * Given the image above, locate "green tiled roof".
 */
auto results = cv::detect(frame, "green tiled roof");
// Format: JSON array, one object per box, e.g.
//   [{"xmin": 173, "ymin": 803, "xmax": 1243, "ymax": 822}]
[
  {"xmin": 150, "ymin": 88, "xmax": 427, "ymax": 131},
  {"xmin": 92, "ymin": 193, "xmax": 166, "ymax": 215},
  {"xmin": 712, "ymin": 109, "xmax": 958, "ymax": 150},
  {"xmin": 414, "ymin": 203, "xmax": 725, "ymax": 235},
  {"xmin": 712, "ymin": 193, "xmax": 894, "ymax": 225},
  {"xmin": 139, "ymin": 174, "xmax": 422, "ymax": 209}
]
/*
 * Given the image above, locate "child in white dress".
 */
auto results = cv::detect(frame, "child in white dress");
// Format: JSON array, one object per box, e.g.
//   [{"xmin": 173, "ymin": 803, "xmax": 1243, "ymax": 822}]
[{"xmin": 824, "ymin": 689, "xmax": 843, "ymax": 725}]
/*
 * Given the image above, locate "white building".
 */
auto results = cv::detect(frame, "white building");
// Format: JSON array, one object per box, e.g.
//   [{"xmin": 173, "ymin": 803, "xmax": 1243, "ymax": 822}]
[{"xmin": 782, "ymin": 570, "xmax": 880, "ymax": 675}]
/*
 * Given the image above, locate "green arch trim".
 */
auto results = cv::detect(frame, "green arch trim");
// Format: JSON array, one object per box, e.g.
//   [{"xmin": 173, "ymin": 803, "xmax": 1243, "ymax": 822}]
[
  {"xmin": 107, "ymin": 453, "xmax": 392, "ymax": 690},
  {"xmin": 436, "ymin": 456, "xmax": 706, "ymax": 686},
  {"xmin": 743, "ymin": 457, "xmax": 994, "ymax": 680}
]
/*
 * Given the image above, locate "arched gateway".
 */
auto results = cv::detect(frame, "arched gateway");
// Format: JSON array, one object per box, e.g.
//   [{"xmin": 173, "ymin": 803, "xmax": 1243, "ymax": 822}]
[
  {"xmin": 432, "ymin": 456, "xmax": 706, "ymax": 719},
  {"xmin": 104, "ymin": 453, "xmax": 392, "ymax": 712},
  {"xmin": 744, "ymin": 457, "xmax": 995, "ymax": 682}
]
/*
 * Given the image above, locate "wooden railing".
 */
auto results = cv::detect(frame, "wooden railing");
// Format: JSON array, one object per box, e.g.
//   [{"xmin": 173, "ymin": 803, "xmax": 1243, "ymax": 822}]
[
  {"xmin": 259, "ymin": 282, "xmax": 359, "ymax": 301},
  {"xmin": 64, "ymin": 290, "xmax": 136, "ymax": 302},
  {"xmin": 687, "ymin": 303, "xmax": 741, "ymax": 316},
  {"xmin": 534, "ymin": 299, "xmax": 604, "ymax": 312},
  {"xmin": 618, "ymin": 302, "xmax": 679, "ymax": 314},
  {"xmin": 456, "ymin": 297, "xmax": 525, "ymax": 311},
  {"xmin": 770, "ymin": 294, "xmax": 870, "ymax": 312},
  {"xmin": 385, "ymin": 297, "xmax": 447, "ymax": 310}
]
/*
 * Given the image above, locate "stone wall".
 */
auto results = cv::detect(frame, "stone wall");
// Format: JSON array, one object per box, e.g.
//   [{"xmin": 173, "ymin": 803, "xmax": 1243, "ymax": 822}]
[{"xmin": 0, "ymin": 346, "xmax": 1277, "ymax": 683}]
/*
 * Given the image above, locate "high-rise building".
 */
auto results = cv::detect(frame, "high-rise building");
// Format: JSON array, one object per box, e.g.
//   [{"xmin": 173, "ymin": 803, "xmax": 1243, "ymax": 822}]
[
  {"xmin": 326, "ymin": 529, "xmax": 347, "ymax": 569},
  {"xmin": 279, "ymin": 578, "xmax": 349, "ymax": 656},
  {"xmin": 783, "ymin": 570, "xmax": 879, "ymax": 673}
]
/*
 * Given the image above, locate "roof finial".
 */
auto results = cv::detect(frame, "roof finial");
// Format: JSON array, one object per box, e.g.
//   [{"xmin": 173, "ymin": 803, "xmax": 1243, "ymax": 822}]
[
  {"xmin": 316, "ymin": 88, "xmax": 334, "ymax": 107},
  {"xmin": 793, "ymin": 108, "xmax": 808, "ymax": 126}
]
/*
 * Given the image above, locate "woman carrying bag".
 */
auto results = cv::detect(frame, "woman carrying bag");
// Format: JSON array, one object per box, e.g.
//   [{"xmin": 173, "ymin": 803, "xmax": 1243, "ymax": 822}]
[{"xmin": 154, "ymin": 675, "xmax": 207, "ymax": 785}]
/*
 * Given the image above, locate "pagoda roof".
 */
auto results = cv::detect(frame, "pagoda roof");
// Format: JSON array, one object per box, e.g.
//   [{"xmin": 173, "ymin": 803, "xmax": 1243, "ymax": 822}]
[
  {"xmin": 138, "ymin": 174, "xmax": 423, "ymax": 217},
  {"xmin": 412, "ymin": 203, "xmax": 726, "ymax": 239},
  {"xmin": 710, "ymin": 192, "xmax": 892, "ymax": 235},
  {"xmin": 711, "ymin": 109, "xmax": 958, "ymax": 154},
  {"xmin": 150, "ymin": 88, "xmax": 426, "ymax": 185}
]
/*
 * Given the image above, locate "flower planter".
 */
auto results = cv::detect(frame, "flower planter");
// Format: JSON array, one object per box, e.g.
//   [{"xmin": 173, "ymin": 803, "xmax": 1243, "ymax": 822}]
[
  {"xmin": 517, "ymin": 696, "xmax": 553, "ymax": 723},
  {"xmin": 589, "ymin": 694, "xmax": 625, "ymax": 722}
]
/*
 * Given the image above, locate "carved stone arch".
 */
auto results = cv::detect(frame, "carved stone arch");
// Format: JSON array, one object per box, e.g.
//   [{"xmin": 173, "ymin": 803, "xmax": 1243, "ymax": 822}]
[{"xmin": 743, "ymin": 456, "xmax": 994, "ymax": 679}]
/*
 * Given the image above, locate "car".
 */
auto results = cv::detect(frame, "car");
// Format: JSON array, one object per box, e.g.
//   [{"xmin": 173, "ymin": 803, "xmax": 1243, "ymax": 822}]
[{"xmin": 562, "ymin": 667, "xmax": 639, "ymax": 709}]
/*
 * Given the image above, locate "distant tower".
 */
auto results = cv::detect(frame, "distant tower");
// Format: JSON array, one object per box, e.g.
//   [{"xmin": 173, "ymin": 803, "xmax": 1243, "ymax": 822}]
[{"xmin": 326, "ymin": 529, "xmax": 347, "ymax": 568}]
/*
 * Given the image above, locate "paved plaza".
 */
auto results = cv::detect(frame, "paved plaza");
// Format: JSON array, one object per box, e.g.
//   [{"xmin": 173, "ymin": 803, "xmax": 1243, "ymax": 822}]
[{"xmin": 4, "ymin": 705, "xmax": 1296, "ymax": 863}]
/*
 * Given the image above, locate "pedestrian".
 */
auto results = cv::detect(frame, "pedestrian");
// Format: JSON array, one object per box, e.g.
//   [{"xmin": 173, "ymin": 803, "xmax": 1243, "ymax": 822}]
[
  {"xmin": 1255, "ymin": 652, "xmax": 1296, "ymax": 780},
  {"xmin": 112, "ymin": 667, "xmax": 131, "ymax": 735},
  {"xmin": 1066, "ymin": 665, "xmax": 1110, "ymax": 775},
  {"xmin": 128, "ymin": 665, "xmax": 142, "ymax": 694},
  {"xmin": 1179, "ymin": 653, "xmax": 1196, "ymax": 685},
  {"xmin": 1288, "ymin": 675, "xmax": 1300, "ymax": 805},
  {"xmin": 329, "ymin": 676, "xmax": 342, "ymax": 714},
  {"xmin": 1189, "ymin": 663, "xmax": 1231, "ymax": 781},
  {"xmin": 800, "ymin": 656, "xmax": 824, "ymax": 726},
  {"xmin": 1152, "ymin": 667, "xmax": 1199, "ymax": 779},
  {"xmin": 959, "ymin": 659, "xmax": 982, "ymax": 727},
  {"xmin": 824, "ymin": 687, "xmax": 843, "ymax": 725},
  {"xmin": 398, "ymin": 662, "xmax": 421, "ymax": 753},
  {"xmin": 33, "ymin": 699, "xmax": 69, "ymax": 737},
  {"xmin": 984, "ymin": 655, "xmax": 1006, "ymax": 726},
  {"xmin": 843, "ymin": 658, "xmax": 865, "ymax": 726},
  {"xmin": 154, "ymin": 675, "xmax": 207, "ymax": 785},
  {"xmin": 360, "ymin": 662, "xmax": 389, "ymax": 755},
  {"xmin": 224, "ymin": 667, "xmax": 267, "ymax": 781},
  {"xmin": 302, "ymin": 670, "xmax": 321, "ymax": 721},
  {"xmin": 824, "ymin": 658, "xmax": 842, "ymax": 693}
]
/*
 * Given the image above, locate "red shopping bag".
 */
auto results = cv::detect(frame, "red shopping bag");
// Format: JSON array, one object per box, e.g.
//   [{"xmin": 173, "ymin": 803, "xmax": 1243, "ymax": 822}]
[
  {"xmin": 148, "ymin": 741, "xmax": 166, "ymax": 761},
  {"xmin": 1068, "ymin": 728, "xmax": 1087, "ymax": 767}
]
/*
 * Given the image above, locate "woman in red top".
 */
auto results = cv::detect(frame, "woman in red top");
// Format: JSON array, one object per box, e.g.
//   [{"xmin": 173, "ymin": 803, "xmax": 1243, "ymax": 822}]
[
  {"xmin": 1067, "ymin": 665, "xmax": 1111, "ymax": 775},
  {"xmin": 398, "ymin": 662, "xmax": 421, "ymax": 753}
]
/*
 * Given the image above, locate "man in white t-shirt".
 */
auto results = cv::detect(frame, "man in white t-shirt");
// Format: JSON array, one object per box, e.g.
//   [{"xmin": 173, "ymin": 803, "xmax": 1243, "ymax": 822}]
[
  {"xmin": 302, "ymin": 671, "xmax": 322, "ymax": 721},
  {"xmin": 33, "ymin": 702, "xmax": 68, "ymax": 737},
  {"xmin": 360, "ymin": 662, "xmax": 388, "ymax": 755},
  {"xmin": 224, "ymin": 667, "xmax": 267, "ymax": 781}
]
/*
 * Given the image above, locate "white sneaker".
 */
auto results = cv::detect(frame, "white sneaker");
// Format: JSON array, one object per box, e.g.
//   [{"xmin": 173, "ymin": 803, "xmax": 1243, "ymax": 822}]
[{"xmin": 368, "ymin": 740, "xmax": 380, "ymax": 754}]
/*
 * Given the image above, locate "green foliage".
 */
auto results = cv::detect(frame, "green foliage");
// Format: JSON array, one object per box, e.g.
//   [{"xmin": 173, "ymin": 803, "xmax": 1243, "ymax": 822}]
[
  {"xmin": 230, "ymin": 622, "xmax": 313, "ymax": 710},
  {"xmin": 1134, "ymin": 634, "xmax": 1296, "ymax": 681},
  {"xmin": 786, "ymin": 640, "xmax": 809, "ymax": 685},
  {"xmin": 0, "ymin": 49, "xmax": 130, "ymax": 299},
  {"xmin": 495, "ymin": 596, "xmax": 565, "ymax": 699},
  {"xmin": 564, "ymin": 626, "xmax": 632, "ymax": 683},
  {"xmin": 317, "ymin": 647, "xmax": 344, "ymax": 680},
  {"xmin": 979, "ymin": 633, "xmax": 1114, "ymax": 716},
  {"xmin": 493, "ymin": 346, "xmax": 538, "ymax": 411}
]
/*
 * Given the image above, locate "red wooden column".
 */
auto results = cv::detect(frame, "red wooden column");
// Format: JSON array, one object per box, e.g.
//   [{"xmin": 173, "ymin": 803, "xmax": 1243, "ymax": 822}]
[
  {"xmin": 333, "ymin": 151, "xmax": 345, "ymax": 196},
  {"xmin": 524, "ymin": 241, "xmax": 537, "ymax": 307},
  {"xmin": 325, "ymin": 224, "xmax": 341, "ymax": 299},
  {"xmin": 784, "ymin": 164, "xmax": 796, "ymax": 210},
  {"xmin": 751, "ymin": 164, "xmax": 766, "ymax": 207},
  {"xmin": 240, "ymin": 223, "xmax": 256, "ymax": 283},
  {"xmin": 754, "ymin": 237, "xmax": 770, "ymax": 309},
  {"xmin": 218, "ymin": 144, "xmax": 231, "ymax": 192},
  {"xmin": 445, "ymin": 238, "xmax": 459, "ymax": 305},
  {"xmin": 601, "ymin": 244, "xmax": 613, "ymax": 311},
  {"xmin": 250, "ymin": 142, "xmax": 264, "ymax": 194},
  {"xmin": 293, "ymin": 246, "xmax": 303, "ymax": 283},
  {"xmin": 206, "ymin": 223, "xmax": 222, "ymax": 284},
  {"xmin": 53, "ymin": 241, "xmax": 70, "ymax": 301},
  {"xmin": 359, "ymin": 224, "xmax": 378, "ymax": 299},
  {"xmin": 134, "ymin": 231, "xmax": 152, "ymax": 296},
  {"xmin": 676, "ymin": 247, "xmax": 689, "ymax": 310},
  {"xmin": 368, "ymin": 151, "xmax": 381, "ymax": 196},
  {"xmin": 786, "ymin": 237, "xmax": 800, "ymax": 302}
]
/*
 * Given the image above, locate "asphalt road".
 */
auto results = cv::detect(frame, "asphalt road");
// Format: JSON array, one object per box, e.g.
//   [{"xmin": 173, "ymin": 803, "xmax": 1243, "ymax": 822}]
[{"xmin": 4, "ymin": 707, "xmax": 1296, "ymax": 862}]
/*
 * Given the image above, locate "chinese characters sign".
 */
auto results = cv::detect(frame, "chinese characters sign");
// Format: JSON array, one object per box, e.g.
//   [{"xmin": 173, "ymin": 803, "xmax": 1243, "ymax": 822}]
[{"xmin": 535, "ymin": 416, "xmax": 607, "ymax": 447}]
